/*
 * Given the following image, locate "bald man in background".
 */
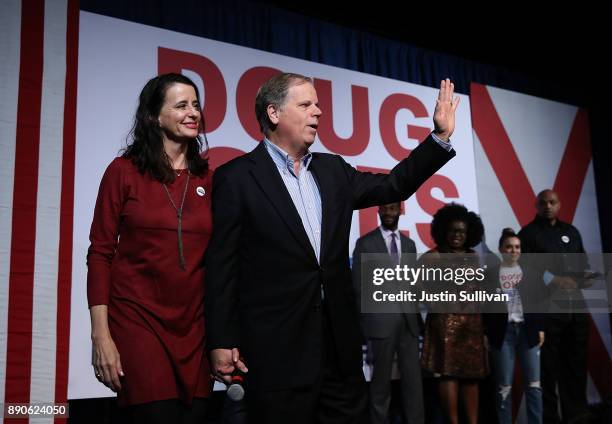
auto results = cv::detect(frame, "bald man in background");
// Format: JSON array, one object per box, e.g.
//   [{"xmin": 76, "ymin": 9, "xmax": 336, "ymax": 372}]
[{"xmin": 519, "ymin": 189, "xmax": 595, "ymax": 424}]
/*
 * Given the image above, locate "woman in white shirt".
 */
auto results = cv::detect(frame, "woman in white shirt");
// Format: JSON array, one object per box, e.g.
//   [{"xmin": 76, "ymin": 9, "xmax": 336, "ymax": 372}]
[{"xmin": 484, "ymin": 228, "xmax": 547, "ymax": 424}]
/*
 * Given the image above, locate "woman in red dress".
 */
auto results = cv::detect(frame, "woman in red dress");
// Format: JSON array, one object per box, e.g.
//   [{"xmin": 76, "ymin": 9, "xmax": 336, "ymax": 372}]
[{"xmin": 87, "ymin": 73, "xmax": 212, "ymax": 423}]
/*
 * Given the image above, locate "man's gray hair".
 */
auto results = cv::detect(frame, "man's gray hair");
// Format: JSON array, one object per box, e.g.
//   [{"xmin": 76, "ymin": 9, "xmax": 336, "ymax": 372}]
[{"xmin": 255, "ymin": 72, "xmax": 313, "ymax": 136}]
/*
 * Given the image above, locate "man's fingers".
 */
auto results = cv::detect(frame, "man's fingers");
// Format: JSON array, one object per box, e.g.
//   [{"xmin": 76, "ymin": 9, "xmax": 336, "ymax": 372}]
[
  {"xmin": 436, "ymin": 80, "xmax": 456, "ymax": 112},
  {"xmin": 214, "ymin": 363, "xmax": 235, "ymax": 382},
  {"xmin": 213, "ymin": 366, "xmax": 234, "ymax": 384},
  {"xmin": 443, "ymin": 78, "xmax": 452, "ymax": 102},
  {"xmin": 214, "ymin": 374, "xmax": 233, "ymax": 384},
  {"xmin": 439, "ymin": 79, "xmax": 451, "ymax": 101},
  {"xmin": 452, "ymin": 96, "xmax": 460, "ymax": 110},
  {"xmin": 215, "ymin": 363, "xmax": 235, "ymax": 373},
  {"xmin": 235, "ymin": 359, "xmax": 249, "ymax": 373}
]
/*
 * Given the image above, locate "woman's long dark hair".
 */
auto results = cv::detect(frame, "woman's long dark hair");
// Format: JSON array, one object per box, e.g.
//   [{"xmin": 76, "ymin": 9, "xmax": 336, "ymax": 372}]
[{"xmin": 122, "ymin": 73, "xmax": 209, "ymax": 183}]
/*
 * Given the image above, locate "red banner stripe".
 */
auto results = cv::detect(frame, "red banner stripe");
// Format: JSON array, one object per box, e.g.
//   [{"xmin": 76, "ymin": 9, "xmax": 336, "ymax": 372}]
[
  {"xmin": 4, "ymin": 0, "xmax": 45, "ymax": 410},
  {"xmin": 54, "ymin": 1, "xmax": 79, "ymax": 422},
  {"xmin": 470, "ymin": 83, "xmax": 536, "ymax": 227},
  {"xmin": 553, "ymin": 108, "xmax": 592, "ymax": 224}
]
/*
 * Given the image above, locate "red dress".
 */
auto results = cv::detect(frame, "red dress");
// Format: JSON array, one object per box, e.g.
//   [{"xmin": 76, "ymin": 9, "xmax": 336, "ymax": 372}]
[{"xmin": 87, "ymin": 157, "xmax": 212, "ymax": 405}]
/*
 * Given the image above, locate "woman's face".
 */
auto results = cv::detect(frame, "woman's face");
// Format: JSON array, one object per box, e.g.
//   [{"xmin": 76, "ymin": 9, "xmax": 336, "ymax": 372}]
[
  {"xmin": 500, "ymin": 236, "xmax": 521, "ymax": 264},
  {"xmin": 158, "ymin": 83, "xmax": 201, "ymax": 143},
  {"xmin": 446, "ymin": 220, "xmax": 467, "ymax": 250}
]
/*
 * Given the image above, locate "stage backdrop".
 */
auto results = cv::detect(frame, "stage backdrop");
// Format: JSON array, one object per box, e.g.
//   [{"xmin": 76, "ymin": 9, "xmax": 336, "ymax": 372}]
[
  {"xmin": 69, "ymin": 11, "xmax": 477, "ymax": 399},
  {"xmin": 470, "ymin": 82, "xmax": 610, "ymax": 407},
  {"xmin": 1, "ymin": 2, "xmax": 609, "ymax": 422}
]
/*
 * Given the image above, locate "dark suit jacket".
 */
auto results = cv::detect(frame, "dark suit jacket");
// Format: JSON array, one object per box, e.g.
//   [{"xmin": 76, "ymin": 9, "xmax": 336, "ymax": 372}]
[
  {"xmin": 204, "ymin": 136, "xmax": 454, "ymax": 391},
  {"xmin": 351, "ymin": 228, "xmax": 421, "ymax": 338},
  {"xmin": 482, "ymin": 262, "xmax": 548, "ymax": 349}
]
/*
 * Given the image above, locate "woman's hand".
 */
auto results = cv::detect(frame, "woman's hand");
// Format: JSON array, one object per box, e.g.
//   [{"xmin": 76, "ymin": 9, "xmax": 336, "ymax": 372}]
[
  {"xmin": 92, "ymin": 333, "xmax": 124, "ymax": 392},
  {"xmin": 90, "ymin": 305, "xmax": 124, "ymax": 392},
  {"xmin": 538, "ymin": 331, "xmax": 545, "ymax": 347}
]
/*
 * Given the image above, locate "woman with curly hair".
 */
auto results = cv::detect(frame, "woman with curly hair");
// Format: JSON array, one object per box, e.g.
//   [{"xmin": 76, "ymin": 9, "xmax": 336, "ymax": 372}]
[
  {"xmin": 87, "ymin": 73, "xmax": 212, "ymax": 423},
  {"xmin": 420, "ymin": 203, "xmax": 487, "ymax": 424}
]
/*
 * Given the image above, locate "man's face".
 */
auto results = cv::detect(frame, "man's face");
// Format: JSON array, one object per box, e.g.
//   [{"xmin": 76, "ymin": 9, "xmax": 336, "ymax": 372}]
[
  {"xmin": 378, "ymin": 203, "xmax": 402, "ymax": 231},
  {"xmin": 271, "ymin": 82, "xmax": 321, "ymax": 153},
  {"xmin": 536, "ymin": 191, "xmax": 561, "ymax": 221}
]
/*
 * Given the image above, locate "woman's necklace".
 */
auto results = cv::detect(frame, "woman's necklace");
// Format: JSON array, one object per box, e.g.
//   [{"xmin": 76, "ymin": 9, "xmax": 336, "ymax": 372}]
[{"xmin": 162, "ymin": 173, "xmax": 190, "ymax": 270}]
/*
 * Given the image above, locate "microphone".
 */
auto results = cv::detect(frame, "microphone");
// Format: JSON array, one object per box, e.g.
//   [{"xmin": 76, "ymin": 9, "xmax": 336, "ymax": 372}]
[{"xmin": 226, "ymin": 369, "xmax": 246, "ymax": 401}]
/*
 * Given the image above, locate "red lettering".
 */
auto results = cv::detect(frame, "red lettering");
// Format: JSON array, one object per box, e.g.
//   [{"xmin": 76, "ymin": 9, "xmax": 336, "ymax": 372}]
[
  {"xmin": 208, "ymin": 146, "xmax": 245, "ymax": 170},
  {"xmin": 158, "ymin": 47, "xmax": 227, "ymax": 133},
  {"xmin": 471, "ymin": 82, "xmax": 592, "ymax": 226},
  {"xmin": 355, "ymin": 166, "xmax": 405, "ymax": 236},
  {"xmin": 415, "ymin": 174, "xmax": 459, "ymax": 249},
  {"xmin": 236, "ymin": 66, "xmax": 282, "ymax": 142},
  {"xmin": 379, "ymin": 93, "xmax": 431, "ymax": 161},
  {"xmin": 315, "ymin": 79, "xmax": 370, "ymax": 156}
]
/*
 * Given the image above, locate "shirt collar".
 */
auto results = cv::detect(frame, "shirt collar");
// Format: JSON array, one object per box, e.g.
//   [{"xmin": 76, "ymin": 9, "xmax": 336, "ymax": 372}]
[
  {"xmin": 379, "ymin": 226, "xmax": 400, "ymax": 240},
  {"xmin": 263, "ymin": 138, "xmax": 312, "ymax": 175}
]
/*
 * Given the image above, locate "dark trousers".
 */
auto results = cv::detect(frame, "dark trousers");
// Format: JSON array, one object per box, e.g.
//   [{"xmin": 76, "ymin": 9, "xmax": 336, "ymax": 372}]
[
  {"xmin": 129, "ymin": 397, "xmax": 207, "ymax": 424},
  {"xmin": 541, "ymin": 313, "xmax": 589, "ymax": 424},
  {"xmin": 368, "ymin": 317, "xmax": 424, "ymax": 424},
  {"xmin": 246, "ymin": 309, "xmax": 368, "ymax": 424}
]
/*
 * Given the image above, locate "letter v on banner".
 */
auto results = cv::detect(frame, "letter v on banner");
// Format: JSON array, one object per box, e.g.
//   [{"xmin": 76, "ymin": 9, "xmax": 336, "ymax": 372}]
[
  {"xmin": 470, "ymin": 82, "xmax": 592, "ymax": 226},
  {"xmin": 470, "ymin": 82, "xmax": 610, "ymax": 400}
]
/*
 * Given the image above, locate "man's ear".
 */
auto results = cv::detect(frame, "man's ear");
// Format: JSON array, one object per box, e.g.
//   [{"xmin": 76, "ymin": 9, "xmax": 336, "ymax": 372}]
[{"xmin": 267, "ymin": 104, "xmax": 280, "ymax": 125}]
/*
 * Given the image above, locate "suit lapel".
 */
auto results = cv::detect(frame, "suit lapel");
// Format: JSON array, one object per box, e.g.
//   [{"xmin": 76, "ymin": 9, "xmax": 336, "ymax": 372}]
[
  {"xmin": 248, "ymin": 143, "xmax": 318, "ymax": 264},
  {"xmin": 400, "ymin": 236, "xmax": 416, "ymax": 267},
  {"xmin": 372, "ymin": 229, "xmax": 389, "ymax": 255},
  {"xmin": 309, "ymin": 155, "xmax": 336, "ymax": 264},
  {"xmin": 372, "ymin": 229, "xmax": 398, "ymax": 269}
]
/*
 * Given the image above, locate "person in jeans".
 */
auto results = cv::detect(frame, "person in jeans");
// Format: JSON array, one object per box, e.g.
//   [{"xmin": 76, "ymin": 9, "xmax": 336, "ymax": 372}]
[{"xmin": 484, "ymin": 228, "xmax": 547, "ymax": 424}]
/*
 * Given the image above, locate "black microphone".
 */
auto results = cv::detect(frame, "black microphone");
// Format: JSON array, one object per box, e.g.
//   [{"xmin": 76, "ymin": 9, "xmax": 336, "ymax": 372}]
[{"xmin": 226, "ymin": 369, "xmax": 246, "ymax": 401}]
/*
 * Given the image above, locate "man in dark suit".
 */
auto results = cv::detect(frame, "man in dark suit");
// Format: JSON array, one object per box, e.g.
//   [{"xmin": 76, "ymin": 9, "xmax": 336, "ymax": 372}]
[
  {"xmin": 205, "ymin": 72, "xmax": 459, "ymax": 423},
  {"xmin": 352, "ymin": 202, "xmax": 424, "ymax": 424}
]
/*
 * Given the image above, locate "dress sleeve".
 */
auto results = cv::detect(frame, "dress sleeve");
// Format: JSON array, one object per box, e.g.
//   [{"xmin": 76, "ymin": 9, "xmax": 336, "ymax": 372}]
[{"xmin": 86, "ymin": 158, "xmax": 128, "ymax": 307}]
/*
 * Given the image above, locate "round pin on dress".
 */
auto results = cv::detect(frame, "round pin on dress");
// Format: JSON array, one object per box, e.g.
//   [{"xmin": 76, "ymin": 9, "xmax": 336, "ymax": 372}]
[
  {"xmin": 561, "ymin": 235, "xmax": 570, "ymax": 243},
  {"xmin": 196, "ymin": 186, "xmax": 206, "ymax": 197}
]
